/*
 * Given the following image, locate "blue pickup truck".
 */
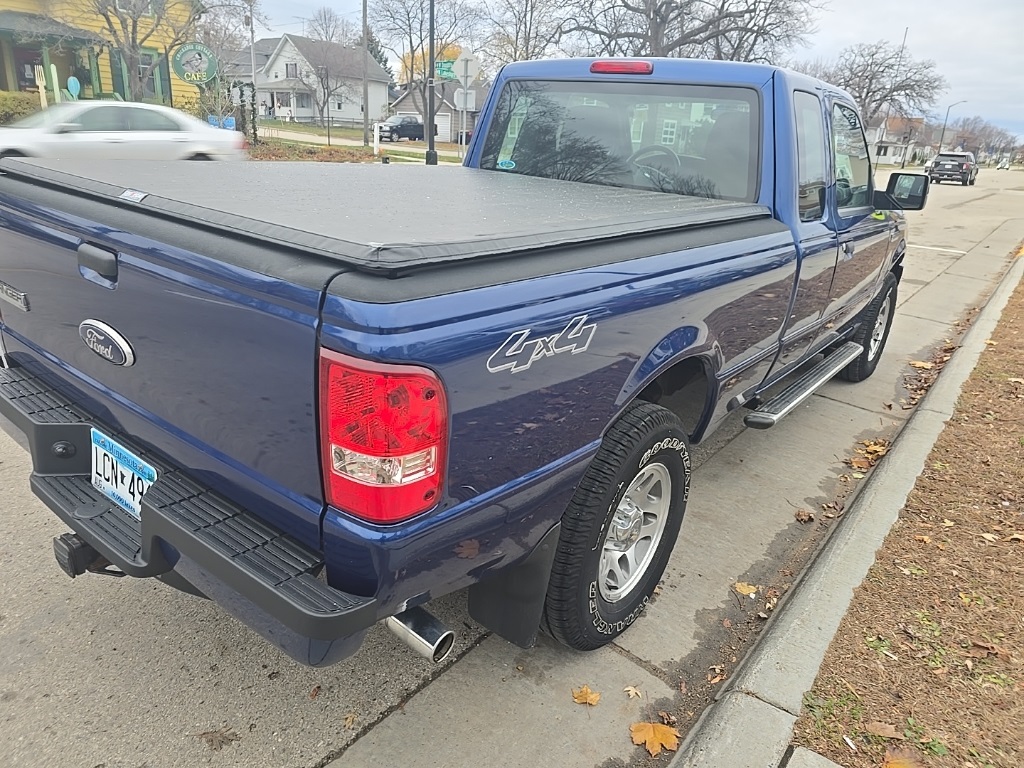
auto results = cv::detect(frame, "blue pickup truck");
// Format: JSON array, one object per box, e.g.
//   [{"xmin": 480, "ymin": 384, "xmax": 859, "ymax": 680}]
[{"xmin": 0, "ymin": 58, "xmax": 928, "ymax": 667}]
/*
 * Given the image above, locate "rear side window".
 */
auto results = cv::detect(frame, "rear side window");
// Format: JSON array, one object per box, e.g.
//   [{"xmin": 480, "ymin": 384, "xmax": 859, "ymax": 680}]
[
  {"xmin": 480, "ymin": 80, "xmax": 761, "ymax": 201},
  {"xmin": 830, "ymin": 103, "xmax": 872, "ymax": 211},
  {"xmin": 794, "ymin": 92, "xmax": 826, "ymax": 222},
  {"xmin": 126, "ymin": 108, "xmax": 182, "ymax": 132}
]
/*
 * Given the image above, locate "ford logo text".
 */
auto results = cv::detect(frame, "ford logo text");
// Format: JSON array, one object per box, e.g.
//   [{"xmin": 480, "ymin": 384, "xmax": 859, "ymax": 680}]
[{"xmin": 79, "ymin": 320, "xmax": 136, "ymax": 367}]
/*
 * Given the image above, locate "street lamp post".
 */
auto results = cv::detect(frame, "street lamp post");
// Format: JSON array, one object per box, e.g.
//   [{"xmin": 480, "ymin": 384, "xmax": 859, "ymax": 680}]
[
  {"xmin": 425, "ymin": 0, "xmax": 437, "ymax": 165},
  {"xmin": 937, "ymin": 100, "xmax": 967, "ymax": 154}
]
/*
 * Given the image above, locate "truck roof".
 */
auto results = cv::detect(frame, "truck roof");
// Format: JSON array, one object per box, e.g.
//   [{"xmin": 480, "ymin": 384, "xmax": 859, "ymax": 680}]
[
  {"xmin": 0, "ymin": 159, "xmax": 770, "ymax": 276},
  {"xmin": 498, "ymin": 57, "xmax": 779, "ymax": 88}
]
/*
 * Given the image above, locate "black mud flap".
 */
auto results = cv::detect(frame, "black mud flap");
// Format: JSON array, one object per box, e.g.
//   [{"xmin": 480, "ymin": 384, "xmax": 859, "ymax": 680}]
[{"xmin": 467, "ymin": 522, "xmax": 560, "ymax": 648}]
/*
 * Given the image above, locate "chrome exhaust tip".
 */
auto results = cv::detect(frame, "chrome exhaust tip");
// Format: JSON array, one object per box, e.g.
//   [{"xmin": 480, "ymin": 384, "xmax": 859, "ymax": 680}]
[{"xmin": 385, "ymin": 606, "xmax": 456, "ymax": 663}]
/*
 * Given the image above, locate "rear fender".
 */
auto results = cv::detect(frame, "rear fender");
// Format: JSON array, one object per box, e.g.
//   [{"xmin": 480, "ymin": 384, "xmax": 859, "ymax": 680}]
[{"xmin": 615, "ymin": 327, "xmax": 719, "ymax": 442}]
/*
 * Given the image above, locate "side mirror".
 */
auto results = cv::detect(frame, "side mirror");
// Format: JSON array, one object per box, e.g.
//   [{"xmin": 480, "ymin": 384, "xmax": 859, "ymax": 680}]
[
  {"xmin": 873, "ymin": 172, "xmax": 929, "ymax": 211},
  {"xmin": 54, "ymin": 123, "xmax": 80, "ymax": 135}
]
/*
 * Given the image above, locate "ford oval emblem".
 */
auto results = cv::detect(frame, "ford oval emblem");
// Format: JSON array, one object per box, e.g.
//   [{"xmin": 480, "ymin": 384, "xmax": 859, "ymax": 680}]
[{"xmin": 79, "ymin": 320, "xmax": 135, "ymax": 367}]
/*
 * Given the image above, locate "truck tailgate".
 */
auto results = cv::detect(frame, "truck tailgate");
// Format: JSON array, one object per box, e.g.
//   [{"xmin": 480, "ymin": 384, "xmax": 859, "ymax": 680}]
[{"xmin": 0, "ymin": 165, "xmax": 343, "ymax": 550}]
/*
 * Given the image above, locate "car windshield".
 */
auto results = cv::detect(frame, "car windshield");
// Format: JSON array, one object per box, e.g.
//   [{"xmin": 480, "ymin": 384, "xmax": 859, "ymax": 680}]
[
  {"xmin": 7, "ymin": 103, "xmax": 83, "ymax": 129},
  {"xmin": 383, "ymin": 117, "xmax": 403, "ymax": 125},
  {"xmin": 479, "ymin": 80, "xmax": 761, "ymax": 201}
]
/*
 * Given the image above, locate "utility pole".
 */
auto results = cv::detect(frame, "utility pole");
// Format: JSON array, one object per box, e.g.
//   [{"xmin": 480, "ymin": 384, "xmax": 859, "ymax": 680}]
[
  {"xmin": 425, "ymin": 0, "xmax": 437, "ymax": 165},
  {"xmin": 246, "ymin": 2, "xmax": 257, "ymax": 141},
  {"xmin": 362, "ymin": 0, "xmax": 369, "ymax": 146}
]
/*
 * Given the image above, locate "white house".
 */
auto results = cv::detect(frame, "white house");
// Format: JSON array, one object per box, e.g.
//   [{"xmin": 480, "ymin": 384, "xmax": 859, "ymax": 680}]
[{"xmin": 228, "ymin": 35, "xmax": 391, "ymax": 125}]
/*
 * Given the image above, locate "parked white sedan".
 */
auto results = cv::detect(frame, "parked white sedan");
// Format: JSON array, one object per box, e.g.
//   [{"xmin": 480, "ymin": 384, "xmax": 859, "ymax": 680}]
[{"xmin": 0, "ymin": 101, "xmax": 246, "ymax": 161}]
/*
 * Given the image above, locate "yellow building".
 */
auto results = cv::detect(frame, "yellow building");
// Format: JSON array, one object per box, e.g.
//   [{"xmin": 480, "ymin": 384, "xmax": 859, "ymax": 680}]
[{"xmin": 0, "ymin": 0, "xmax": 198, "ymax": 105}]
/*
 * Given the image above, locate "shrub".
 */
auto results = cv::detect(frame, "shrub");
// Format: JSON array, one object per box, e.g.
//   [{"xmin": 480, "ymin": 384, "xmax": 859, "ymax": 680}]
[{"xmin": 0, "ymin": 91, "xmax": 41, "ymax": 125}]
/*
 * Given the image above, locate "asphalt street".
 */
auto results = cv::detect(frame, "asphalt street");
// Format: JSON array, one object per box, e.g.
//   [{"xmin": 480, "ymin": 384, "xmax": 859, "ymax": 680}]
[{"xmin": 1, "ymin": 168, "xmax": 1021, "ymax": 768}]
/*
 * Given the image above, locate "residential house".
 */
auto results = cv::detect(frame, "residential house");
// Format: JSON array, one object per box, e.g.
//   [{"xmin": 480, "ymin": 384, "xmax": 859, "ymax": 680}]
[
  {"xmin": 390, "ymin": 80, "xmax": 491, "ymax": 143},
  {"xmin": 0, "ymin": 0, "xmax": 198, "ymax": 105},
  {"xmin": 867, "ymin": 115, "xmax": 934, "ymax": 166},
  {"xmin": 230, "ymin": 34, "xmax": 390, "ymax": 124}
]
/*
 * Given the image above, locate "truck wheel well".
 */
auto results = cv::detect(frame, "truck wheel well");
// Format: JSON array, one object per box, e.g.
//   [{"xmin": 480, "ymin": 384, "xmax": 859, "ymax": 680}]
[{"xmin": 636, "ymin": 357, "xmax": 710, "ymax": 440}]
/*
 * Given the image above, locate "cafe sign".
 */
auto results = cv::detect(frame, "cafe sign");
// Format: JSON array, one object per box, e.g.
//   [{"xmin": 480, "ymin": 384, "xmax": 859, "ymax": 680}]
[{"xmin": 172, "ymin": 42, "xmax": 218, "ymax": 84}]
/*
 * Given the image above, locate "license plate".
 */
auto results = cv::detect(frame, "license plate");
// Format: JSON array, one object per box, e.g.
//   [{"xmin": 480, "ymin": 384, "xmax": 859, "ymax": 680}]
[
  {"xmin": 944, "ymin": 163, "xmax": 955, "ymax": 168},
  {"xmin": 90, "ymin": 428, "xmax": 158, "ymax": 520}
]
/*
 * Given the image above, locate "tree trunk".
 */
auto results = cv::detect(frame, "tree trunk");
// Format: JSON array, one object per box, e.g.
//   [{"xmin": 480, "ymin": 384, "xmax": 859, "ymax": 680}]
[{"xmin": 122, "ymin": 47, "xmax": 145, "ymax": 101}]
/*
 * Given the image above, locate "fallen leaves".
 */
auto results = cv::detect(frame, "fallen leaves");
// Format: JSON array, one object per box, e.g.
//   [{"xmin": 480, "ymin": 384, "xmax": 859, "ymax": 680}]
[
  {"xmin": 343, "ymin": 712, "xmax": 358, "ymax": 730},
  {"xmin": 629, "ymin": 721, "xmax": 680, "ymax": 757},
  {"xmin": 623, "ymin": 685, "xmax": 642, "ymax": 699},
  {"xmin": 909, "ymin": 360, "xmax": 935, "ymax": 370},
  {"xmin": 795, "ymin": 509, "xmax": 815, "ymax": 524},
  {"xmin": 572, "ymin": 684, "xmax": 601, "ymax": 706},
  {"xmin": 707, "ymin": 665, "xmax": 726, "ymax": 685},
  {"xmin": 864, "ymin": 721, "xmax": 905, "ymax": 740},
  {"xmin": 967, "ymin": 638, "xmax": 1010, "ymax": 661},
  {"xmin": 658, "ymin": 710, "xmax": 678, "ymax": 726},
  {"xmin": 454, "ymin": 539, "xmax": 480, "ymax": 559},
  {"xmin": 195, "ymin": 726, "xmax": 239, "ymax": 751},
  {"xmin": 309, "ymin": 684, "xmax": 321, "ymax": 700},
  {"xmin": 882, "ymin": 746, "xmax": 927, "ymax": 767},
  {"xmin": 734, "ymin": 582, "xmax": 758, "ymax": 597}
]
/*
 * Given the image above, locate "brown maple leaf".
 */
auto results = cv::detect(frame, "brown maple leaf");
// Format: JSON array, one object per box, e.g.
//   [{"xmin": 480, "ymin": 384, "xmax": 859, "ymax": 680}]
[
  {"xmin": 795, "ymin": 509, "xmax": 815, "ymax": 523},
  {"xmin": 571, "ymin": 684, "xmax": 600, "ymax": 706},
  {"xmin": 623, "ymin": 685, "xmax": 642, "ymax": 699},
  {"xmin": 864, "ymin": 721, "xmax": 905, "ymax": 740},
  {"xmin": 630, "ymin": 721, "xmax": 680, "ymax": 757},
  {"xmin": 454, "ymin": 539, "xmax": 480, "ymax": 559}
]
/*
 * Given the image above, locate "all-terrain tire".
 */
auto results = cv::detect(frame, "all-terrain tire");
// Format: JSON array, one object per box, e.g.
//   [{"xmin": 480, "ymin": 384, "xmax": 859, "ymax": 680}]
[
  {"xmin": 839, "ymin": 271, "xmax": 898, "ymax": 382},
  {"xmin": 544, "ymin": 401, "xmax": 691, "ymax": 651}
]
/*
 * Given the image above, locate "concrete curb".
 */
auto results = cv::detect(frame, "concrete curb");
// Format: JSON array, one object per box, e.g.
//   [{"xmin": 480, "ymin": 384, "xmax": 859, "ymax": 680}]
[{"xmin": 668, "ymin": 244, "xmax": 1024, "ymax": 768}]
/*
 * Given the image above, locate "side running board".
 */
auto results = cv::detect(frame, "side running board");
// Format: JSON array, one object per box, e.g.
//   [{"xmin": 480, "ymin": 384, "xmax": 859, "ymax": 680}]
[{"xmin": 744, "ymin": 342, "xmax": 863, "ymax": 430}]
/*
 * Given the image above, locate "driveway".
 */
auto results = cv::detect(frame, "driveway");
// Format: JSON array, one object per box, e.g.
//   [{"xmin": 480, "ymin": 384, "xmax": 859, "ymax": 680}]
[{"xmin": 1, "ymin": 170, "xmax": 1022, "ymax": 768}]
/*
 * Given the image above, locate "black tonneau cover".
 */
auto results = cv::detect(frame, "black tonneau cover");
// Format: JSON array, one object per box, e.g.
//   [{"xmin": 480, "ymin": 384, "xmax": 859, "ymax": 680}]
[{"xmin": 0, "ymin": 159, "xmax": 770, "ymax": 275}]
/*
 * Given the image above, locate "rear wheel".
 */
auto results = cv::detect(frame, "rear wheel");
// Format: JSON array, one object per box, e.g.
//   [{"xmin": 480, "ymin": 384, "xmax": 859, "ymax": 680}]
[
  {"xmin": 544, "ymin": 401, "xmax": 690, "ymax": 651},
  {"xmin": 961, "ymin": 175, "xmax": 970, "ymax": 186},
  {"xmin": 840, "ymin": 271, "xmax": 898, "ymax": 382}
]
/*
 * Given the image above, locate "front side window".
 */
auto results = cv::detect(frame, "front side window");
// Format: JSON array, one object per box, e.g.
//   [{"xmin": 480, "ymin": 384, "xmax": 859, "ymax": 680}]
[
  {"xmin": 794, "ymin": 91, "xmax": 826, "ymax": 222},
  {"xmin": 76, "ymin": 106, "xmax": 129, "ymax": 132},
  {"xmin": 480, "ymin": 80, "xmax": 760, "ymax": 201},
  {"xmin": 831, "ymin": 102, "xmax": 872, "ymax": 211}
]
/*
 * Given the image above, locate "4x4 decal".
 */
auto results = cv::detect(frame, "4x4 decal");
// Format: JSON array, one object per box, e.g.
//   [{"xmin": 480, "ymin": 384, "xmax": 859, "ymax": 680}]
[{"xmin": 486, "ymin": 315, "xmax": 597, "ymax": 374}]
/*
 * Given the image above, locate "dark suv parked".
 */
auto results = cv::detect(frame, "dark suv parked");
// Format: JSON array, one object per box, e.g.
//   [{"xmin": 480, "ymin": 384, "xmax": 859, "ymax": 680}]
[
  {"xmin": 929, "ymin": 152, "xmax": 979, "ymax": 186},
  {"xmin": 378, "ymin": 115, "xmax": 433, "ymax": 142}
]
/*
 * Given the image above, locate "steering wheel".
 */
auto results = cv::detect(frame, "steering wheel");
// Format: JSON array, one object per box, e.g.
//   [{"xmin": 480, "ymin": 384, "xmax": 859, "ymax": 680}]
[{"xmin": 627, "ymin": 145, "xmax": 681, "ymax": 169}]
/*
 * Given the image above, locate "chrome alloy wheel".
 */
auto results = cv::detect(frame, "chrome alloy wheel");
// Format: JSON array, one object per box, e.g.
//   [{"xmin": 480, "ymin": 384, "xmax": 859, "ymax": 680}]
[
  {"xmin": 598, "ymin": 462, "xmax": 672, "ymax": 602},
  {"xmin": 867, "ymin": 293, "xmax": 892, "ymax": 361}
]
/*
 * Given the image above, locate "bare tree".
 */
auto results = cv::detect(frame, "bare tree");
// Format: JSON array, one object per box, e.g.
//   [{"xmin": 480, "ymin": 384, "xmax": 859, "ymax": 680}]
[
  {"xmin": 690, "ymin": 0, "xmax": 826, "ymax": 64},
  {"xmin": 46, "ymin": 0, "xmax": 206, "ymax": 101},
  {"xmin": 482, "ymin": 0, "xmax": 567, "ymax": 66},
  {"xmin": 305, "ymin": 6, "xmax": 357, "ymax": 44},
  {"xmin": 792, "ymin": 41, "xmax": 947, "ymax": 123},
  {"xmin": 950, "ymin": 115, "xmax": 1019, "ymax": 158},
  {"xmin": 559, "ymin": 0, "xmax": 821, "ymax": 59},
  {"xmin": 371, "ymin": 0, "xmax": 481, "ymax": 124}
]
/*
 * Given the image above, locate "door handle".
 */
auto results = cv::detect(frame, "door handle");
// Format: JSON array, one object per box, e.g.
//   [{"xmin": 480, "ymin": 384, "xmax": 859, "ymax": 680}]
[{"xmin": 78, "ymin": 243, "xmax": 118, "ymax": 281}]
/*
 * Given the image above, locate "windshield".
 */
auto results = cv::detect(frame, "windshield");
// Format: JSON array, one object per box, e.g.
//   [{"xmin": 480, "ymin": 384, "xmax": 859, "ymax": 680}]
[
  {"xmin": 383, "ymin": 116, "xmax": 403, "ymax": 125},
  {"xmin": 480, "ymin": 80, "xmax": 760, "ymax": 201},
  {"xmin": 8, "ymin": 103, "xmax": 83, "ymax": 129}
]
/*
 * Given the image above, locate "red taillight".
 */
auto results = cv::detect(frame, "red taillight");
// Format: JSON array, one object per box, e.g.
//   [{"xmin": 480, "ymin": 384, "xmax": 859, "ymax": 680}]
[
  {"xmin": 962, "ymin": 163, "xmax": 969, "ymax": 170},
  {"xmin": 318, "ymin": 349, "xmax": 448, "ymax": 524},
  {"xmin": 589, "ymin": 60, "xmax": 654, "ymax": 75}
]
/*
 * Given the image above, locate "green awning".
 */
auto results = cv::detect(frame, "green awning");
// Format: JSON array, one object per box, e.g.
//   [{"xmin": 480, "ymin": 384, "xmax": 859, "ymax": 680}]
[{"xmin": 0, "ymin": 11, "xmax": 105, "ymax": 44}]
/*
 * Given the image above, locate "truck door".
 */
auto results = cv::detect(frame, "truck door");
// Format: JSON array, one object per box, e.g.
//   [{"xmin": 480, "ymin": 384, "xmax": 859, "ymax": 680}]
[
  {"xmin": 771, "ymin": 90, "xmax": 838, "ymax": 371},
  {"xmin": 820, "ymin": 100, "xmax": 893, "ymax": 331}
]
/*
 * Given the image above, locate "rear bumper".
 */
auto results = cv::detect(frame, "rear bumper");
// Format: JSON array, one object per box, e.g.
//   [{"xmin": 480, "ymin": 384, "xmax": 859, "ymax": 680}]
[
  {"xmin": 0, "ymin": 362, "xmax": 377, "ymax": 666},
  {"xmin": 930, "ymin": 169, "xmax": 969, "ymax": 180}
]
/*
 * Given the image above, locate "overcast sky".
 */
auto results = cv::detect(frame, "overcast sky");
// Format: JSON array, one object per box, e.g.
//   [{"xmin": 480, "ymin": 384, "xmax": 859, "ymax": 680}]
[{"xmin": 262, "ymin": 0, "xmax": 1024, "ymax": 138}]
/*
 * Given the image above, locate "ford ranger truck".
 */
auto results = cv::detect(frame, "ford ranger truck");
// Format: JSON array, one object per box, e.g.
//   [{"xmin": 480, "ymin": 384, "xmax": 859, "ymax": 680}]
[{"xmin": 0, "ymin": 58, "xmax": 929, "ymax": 667}]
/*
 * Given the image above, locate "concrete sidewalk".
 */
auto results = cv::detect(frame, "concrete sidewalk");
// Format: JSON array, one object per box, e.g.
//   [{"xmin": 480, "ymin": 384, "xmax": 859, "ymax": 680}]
[{"xmin": 670, "ymin": 233, "xmax": 1024, "ymax": 768}]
